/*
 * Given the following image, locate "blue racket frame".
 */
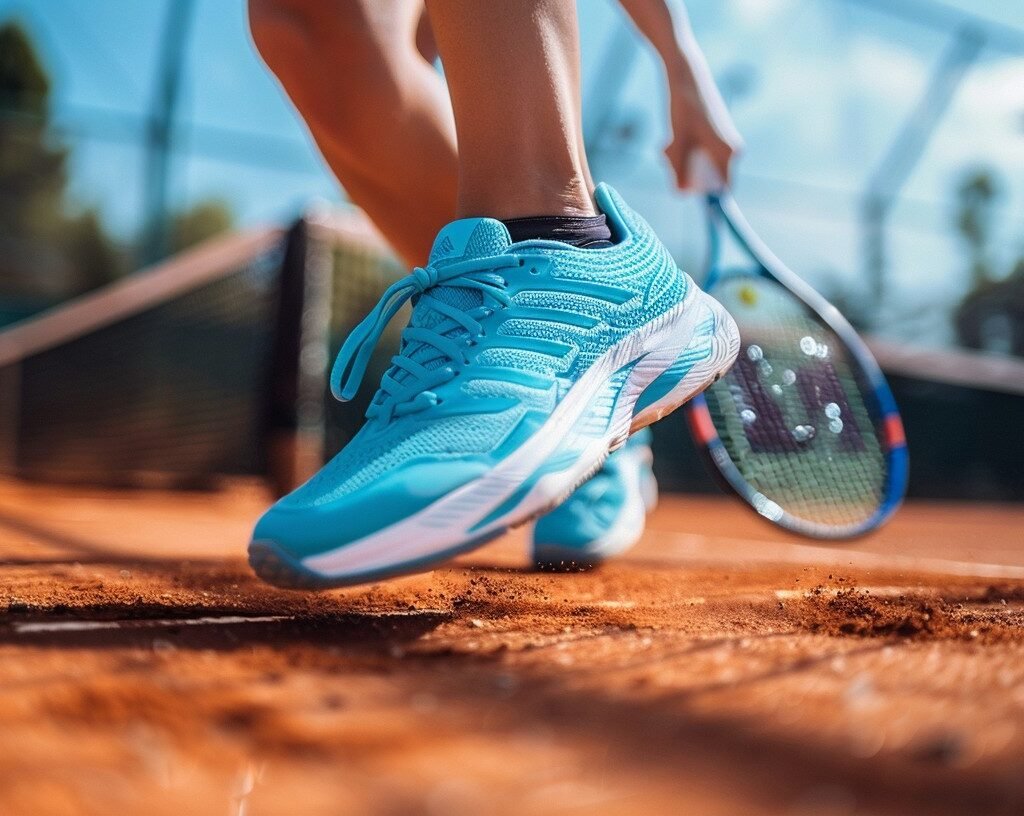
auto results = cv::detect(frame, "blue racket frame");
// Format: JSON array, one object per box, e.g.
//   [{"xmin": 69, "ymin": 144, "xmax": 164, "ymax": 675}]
[{"xmin": 685, "ymin": 192, "xmax": 909, "ymax": 539}]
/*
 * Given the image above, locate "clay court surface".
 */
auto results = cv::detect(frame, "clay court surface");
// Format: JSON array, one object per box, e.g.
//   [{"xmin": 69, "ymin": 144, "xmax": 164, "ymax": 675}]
[{"xmin": 0, "ymin": 479, "xmax": 1022, "ymax": 816}]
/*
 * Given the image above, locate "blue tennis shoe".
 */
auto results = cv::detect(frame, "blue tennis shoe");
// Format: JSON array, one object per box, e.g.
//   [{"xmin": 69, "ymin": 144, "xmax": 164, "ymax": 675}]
[
  {"xmin": 530, "ymin": 303, "xmax": 727, "ymax": 570},
  {"xmin": 532, "ymin": 428, "xmax": 658, "ymax": 570},
  {"xmin": 250, "ymin": 184, "xmax": 739, "ymax": 588}
]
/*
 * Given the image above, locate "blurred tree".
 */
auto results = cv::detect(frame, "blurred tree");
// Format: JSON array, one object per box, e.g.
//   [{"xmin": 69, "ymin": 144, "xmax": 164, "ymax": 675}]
[
  {"xmin": 953, "ymin": 168, "xmax": 1024, "ymax": 357},
  {"xmin": 955, "ymin": 262, "xmax": 1024, "ymax": 357},
  {"xmin": 0, "ymin": 21, "xmax": 122, "ymax": 303},
  {"xmin": 169, "ymin": 198, "xmax": 234, "ymax": 253},
  {"xmin": 0, "ymin": 21, "xmax": 46, "ymax": 113},
  {"xmin": 955, "ymin": 168, "xmax": 999, "ymax": 290}
]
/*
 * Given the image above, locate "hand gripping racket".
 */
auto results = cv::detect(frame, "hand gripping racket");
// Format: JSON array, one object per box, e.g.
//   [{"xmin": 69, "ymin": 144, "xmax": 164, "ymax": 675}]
[{"xmin": 684, "ymin": 156, "xmax": 908, "ymax": 538}]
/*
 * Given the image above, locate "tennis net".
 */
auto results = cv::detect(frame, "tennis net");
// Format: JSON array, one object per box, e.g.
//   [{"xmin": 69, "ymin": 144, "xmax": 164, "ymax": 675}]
[
  {"xmin": 0, "ymin": 228, "xmax": 289, "ymax": 487},
  {"xmin": 0, "ymin": 208, "xmax": 403, "ymax": 491}
]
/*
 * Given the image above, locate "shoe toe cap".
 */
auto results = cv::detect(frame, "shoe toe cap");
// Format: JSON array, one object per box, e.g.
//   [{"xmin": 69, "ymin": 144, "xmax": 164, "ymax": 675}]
[{"xmin": 251, "ymin": 457, "xmax": 489, "ymax": 563}]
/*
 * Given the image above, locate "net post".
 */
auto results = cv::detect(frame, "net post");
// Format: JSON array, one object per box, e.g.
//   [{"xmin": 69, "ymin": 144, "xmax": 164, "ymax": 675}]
[{"xmin": 262, "ymin": 215, "xmax": 333, "ymax": 497}]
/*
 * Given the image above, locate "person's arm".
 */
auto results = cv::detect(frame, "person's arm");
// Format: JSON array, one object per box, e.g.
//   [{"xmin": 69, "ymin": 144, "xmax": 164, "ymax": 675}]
[{"xmin": 617, "ymin": 0, "xmax": 742, "ymax": 189}]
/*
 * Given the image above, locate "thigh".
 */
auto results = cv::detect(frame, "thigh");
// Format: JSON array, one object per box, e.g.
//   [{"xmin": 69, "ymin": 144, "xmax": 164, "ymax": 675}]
[{"xmin": 250, "ymin": 0, "xmax": 425, "ymax": 61}]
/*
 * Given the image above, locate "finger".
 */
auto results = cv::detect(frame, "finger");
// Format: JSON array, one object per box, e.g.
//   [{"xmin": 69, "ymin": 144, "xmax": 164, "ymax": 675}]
[
  {"xmin": 695, "ymin": 122, "xmax": 738, "ymax": 189},
  {"xmin": 669, "ymin": 136, "xmax": 697, "ymax": 191}
]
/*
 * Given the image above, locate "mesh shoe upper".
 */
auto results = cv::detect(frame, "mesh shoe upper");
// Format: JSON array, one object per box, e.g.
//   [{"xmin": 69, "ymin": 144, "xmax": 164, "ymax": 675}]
[{"xmin": 278, "ymin": 184, "xmax": 686, "ymax": 511}]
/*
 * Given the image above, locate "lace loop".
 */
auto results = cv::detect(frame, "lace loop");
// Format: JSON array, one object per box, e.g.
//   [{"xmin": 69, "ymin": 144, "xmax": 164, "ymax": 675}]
[
  {"xmin": 329, "ymin": 255, "xmax": 518, "ymax": 413},
  {"xmin": 412, "ymin": 265, "xmax": 439, "ymax": 290}
]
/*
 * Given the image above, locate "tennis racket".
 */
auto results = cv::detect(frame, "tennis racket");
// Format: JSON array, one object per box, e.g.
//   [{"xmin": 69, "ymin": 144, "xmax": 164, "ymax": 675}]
[{"xmin": 683, "ymin": 156, "xmax": 908, "ymax": 538}]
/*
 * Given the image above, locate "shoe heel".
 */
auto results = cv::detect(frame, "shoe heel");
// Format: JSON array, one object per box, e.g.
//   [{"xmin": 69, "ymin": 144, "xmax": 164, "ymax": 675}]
[{"xmin": 629, "ymin": 294, "xmax": 740, "ymax": 433}]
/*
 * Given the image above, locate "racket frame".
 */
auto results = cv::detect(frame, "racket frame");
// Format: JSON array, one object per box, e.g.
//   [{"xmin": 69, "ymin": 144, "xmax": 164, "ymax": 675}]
[{"xmin": 685, "ymin": 192, "xmax": 909, "ymax": 539}]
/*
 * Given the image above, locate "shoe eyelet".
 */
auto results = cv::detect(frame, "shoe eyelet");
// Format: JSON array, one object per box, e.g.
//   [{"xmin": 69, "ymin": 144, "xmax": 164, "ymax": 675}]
[{"xmin": 529, "ymin": 267, "xmax": 539, "ymax": 275}]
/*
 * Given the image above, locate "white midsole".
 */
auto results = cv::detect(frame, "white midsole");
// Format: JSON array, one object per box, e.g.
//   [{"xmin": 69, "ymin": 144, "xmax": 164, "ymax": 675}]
[
  {"xmin": 631, "ymin": 298, "xmax": 740, "ymax": 432},
  {"xmin": 302, "ymin": 283, "xmax": 734, "ymax": 578}
]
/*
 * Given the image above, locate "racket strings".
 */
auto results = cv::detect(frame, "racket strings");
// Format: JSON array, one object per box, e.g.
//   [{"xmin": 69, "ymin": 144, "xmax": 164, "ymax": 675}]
[{"xmin": 705, "ymin": 277, "xmax": 887, "ymax": 529}]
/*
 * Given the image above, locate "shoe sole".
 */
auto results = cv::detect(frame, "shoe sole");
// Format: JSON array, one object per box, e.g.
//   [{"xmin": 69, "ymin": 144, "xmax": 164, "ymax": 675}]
[{"xmin": 250, "ymin": 282, "xmax": 740, "ymax": 589}]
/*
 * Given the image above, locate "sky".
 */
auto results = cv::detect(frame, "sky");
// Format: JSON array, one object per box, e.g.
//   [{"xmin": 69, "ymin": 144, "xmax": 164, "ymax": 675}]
[{"xmin": 2, "ymin": 0, "xmax": 1023, "ymax": 347}]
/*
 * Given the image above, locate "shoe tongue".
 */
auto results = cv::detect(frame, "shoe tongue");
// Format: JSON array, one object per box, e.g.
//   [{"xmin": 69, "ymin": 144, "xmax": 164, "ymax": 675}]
[
  {"xmin": 386, "ymin": 219, "xmax": 513, "ymax": 394},
  {"xmin": 428, "ymin": 217, "xmax": 512, "ymax": 267}
]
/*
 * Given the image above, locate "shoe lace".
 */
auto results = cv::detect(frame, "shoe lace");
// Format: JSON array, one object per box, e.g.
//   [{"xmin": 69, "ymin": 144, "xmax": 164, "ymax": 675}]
[{"xmin": 330, "ymin": 254, "xmax": 520, "ymax": 421}]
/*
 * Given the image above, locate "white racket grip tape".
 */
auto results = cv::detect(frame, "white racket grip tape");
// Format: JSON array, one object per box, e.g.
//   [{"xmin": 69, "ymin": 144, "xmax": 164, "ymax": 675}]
[{"xmin": 688, "ymin": 150, "xmax": 726, "ymax": 195}]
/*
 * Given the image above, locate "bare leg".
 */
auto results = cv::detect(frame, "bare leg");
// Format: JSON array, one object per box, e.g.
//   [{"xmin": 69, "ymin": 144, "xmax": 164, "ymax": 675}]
[
  {"xmin": 424, "ymin": 0, "xmax": 596, "ymax": 219},
  {"xmin": 249, "ymin": 0, "xmax": 457, "ymax": 265}
]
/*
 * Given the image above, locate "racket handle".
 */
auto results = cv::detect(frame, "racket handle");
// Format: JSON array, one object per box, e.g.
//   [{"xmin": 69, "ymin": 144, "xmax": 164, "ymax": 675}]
[{"xmin": 688, "ymin": 150, "xmax": 726, "ymax": 195}]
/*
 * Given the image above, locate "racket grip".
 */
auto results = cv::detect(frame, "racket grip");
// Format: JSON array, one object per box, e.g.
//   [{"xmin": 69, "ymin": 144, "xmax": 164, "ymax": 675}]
[{"xmin": 688, "ymin": 150, "xmax": 726, "ymax": 195}]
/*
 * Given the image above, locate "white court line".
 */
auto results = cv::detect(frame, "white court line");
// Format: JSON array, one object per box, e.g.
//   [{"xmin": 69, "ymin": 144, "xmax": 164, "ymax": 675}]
[
  {"xmin": 12, "ymin": 615, "xmax": 295, "ymax": 634},
  {"xmin": 9, "ymin": 608, "xmax": 450, "ymax": 635},
  {"xmin": 651, "ymin": 531, "xmax": 1024, "ymax": 581}
]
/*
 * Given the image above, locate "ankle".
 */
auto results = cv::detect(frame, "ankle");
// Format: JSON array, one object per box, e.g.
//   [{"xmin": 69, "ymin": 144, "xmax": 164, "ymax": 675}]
[{"xmin": 456, "ymin": 165, "xmax": 596, "ymax": 220}]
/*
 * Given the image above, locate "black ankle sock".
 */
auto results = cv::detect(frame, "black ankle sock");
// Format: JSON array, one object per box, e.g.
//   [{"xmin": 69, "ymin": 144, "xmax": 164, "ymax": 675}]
[{"xmin": 502, "ymin": 214, "xmax": 615, "ymax": 248}]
